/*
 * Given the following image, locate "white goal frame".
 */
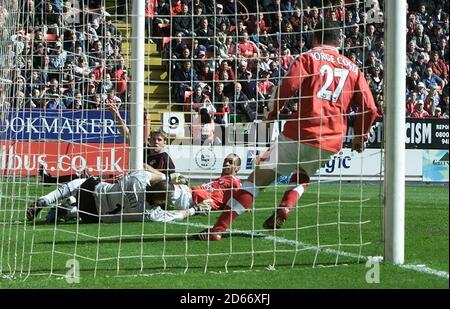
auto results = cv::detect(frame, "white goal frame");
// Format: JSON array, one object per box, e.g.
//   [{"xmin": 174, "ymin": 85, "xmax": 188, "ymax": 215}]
[
  {"xmin": 384, "ymin": 0, "xmax": 407, "ymax": 264},
  {"xmin": 126, "ymin": 0, "xmax": 407, "ymax": 265}
]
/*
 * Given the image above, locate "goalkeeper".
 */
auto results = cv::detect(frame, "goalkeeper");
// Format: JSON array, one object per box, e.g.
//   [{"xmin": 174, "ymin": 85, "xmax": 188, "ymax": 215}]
[
  {"xmin": 28, "ymin": 153, "xmax": 241, "ymax": 223},
  {"xmin": 197, "ymin": 20, "xmax": 378, "ymax": 241},
  {"xmin": 27, "ymin": 166, "xmax": 195, "ymax": 224}
]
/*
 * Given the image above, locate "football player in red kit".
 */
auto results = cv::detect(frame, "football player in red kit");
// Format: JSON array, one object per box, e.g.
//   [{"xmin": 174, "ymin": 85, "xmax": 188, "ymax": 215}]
[
  {"xmin": 191, "ymin": 154, "xmax": 242, "ymax": 210},
  {"xmin": 147, "ymin": 153, "xmax": 242, "ymax": 212},
  {"xmin": 197, "ymin": 20, "xmax": 378, "ymax": 240}
]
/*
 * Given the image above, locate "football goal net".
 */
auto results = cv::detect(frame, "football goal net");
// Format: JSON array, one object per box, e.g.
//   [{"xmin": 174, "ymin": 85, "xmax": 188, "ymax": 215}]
[{"xmin": 0, "ymin": 0, "xmax": 404, "ymax": 281}]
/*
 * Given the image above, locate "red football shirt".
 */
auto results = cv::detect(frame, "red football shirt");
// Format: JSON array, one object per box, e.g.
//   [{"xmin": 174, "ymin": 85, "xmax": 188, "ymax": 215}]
[
  {"xmin": 269, "ymin": 45, "xmax": 378, "ymax": 153},
  {"xmin": 191, "ymin": 175, "xmax": 241, "ymax": 210}
]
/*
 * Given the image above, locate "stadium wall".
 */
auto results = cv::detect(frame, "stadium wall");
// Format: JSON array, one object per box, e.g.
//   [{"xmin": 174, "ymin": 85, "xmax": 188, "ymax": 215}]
[
  {"xmin": 168, "ymin": 146, "xmax": 447, "ymax": 182},
  {"xmin": 0, "ymin": 111, "xmax": 447, "ymax": 182}
]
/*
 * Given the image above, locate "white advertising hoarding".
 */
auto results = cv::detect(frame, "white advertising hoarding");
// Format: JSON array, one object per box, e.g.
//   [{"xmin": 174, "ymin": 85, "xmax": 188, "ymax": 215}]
[{"xmin": 167, "ymin": 146, "xmax": 423, "ymax": 180}]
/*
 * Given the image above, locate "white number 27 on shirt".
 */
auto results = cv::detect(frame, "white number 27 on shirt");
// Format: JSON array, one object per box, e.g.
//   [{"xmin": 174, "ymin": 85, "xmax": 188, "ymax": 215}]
[{"xmin": 317, "ymin": 64, "xmax": 349, "ymax": 103}]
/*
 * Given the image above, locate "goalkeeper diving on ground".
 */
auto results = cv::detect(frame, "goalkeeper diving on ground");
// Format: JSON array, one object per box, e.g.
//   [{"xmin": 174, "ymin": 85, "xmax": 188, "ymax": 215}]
[{"xmin": 26, "ymin": 154, "xmax": 241, "ymax": 224}]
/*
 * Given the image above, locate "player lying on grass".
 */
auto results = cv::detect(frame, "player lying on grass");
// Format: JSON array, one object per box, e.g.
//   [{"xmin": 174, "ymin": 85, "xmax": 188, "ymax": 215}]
[
  {"xmin": 27, "ymin": 154, "xmax": 242, "ymax": 224},
  {"xmin": 196, "ymin": 20, "xmax": 378, "ymax": 241},
  {"xmin": 148, "ymin": 153, "xmax": 242, "ymax": 212},
  {"xmin": 27, "ymin": 166, "xmax": 195, "ymax": 224}
]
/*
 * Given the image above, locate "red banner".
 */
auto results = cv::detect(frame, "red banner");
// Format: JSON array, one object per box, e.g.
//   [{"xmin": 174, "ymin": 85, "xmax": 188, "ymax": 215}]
[{"xmin": 0, "ymin": 141, "xmax": 129, "ymax": 176}]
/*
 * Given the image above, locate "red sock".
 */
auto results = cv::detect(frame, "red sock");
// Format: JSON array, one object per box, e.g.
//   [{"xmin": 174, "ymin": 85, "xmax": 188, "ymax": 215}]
[
  {"xmin": 279, "ymin": 173, "xmax": 309, "ymax": 210},
  {"xmin": 213, "ymin": 189, "xmax": 254, "ymax": 232}
]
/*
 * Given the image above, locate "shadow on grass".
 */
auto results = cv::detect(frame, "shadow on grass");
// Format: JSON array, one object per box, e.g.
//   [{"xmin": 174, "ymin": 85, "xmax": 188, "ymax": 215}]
[
  {"xmin": 26, "ymin": 259, "xmax": 350, "ymax": 274},
  {"xmin": 36, "ymin": 231, "xmax": 268, "ymax": 245}
]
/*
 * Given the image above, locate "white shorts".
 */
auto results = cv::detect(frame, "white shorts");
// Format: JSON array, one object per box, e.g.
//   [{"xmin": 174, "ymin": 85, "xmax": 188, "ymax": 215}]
[
  {"xmin": 170, "ymin": 184, "xmax": 193, "ymax": 210},
  {"xmin": 258, "ymin": 133, "xmax": 334, "ymax": 177}
]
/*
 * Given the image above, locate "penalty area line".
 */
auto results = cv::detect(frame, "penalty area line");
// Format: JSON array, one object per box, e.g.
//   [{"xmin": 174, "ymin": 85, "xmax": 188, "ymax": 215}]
[{"xmin": 172, "ymin": 221, "xmax": 449, "ymax": 280}]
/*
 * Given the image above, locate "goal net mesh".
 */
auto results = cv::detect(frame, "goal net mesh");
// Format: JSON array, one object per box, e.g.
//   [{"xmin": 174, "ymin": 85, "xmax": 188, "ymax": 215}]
[{"xmin": 0, "ymin": 0, "xmax": 384, "ymax": 280}]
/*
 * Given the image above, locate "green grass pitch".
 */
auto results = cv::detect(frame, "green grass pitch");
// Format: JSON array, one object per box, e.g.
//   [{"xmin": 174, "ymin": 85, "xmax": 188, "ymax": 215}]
[{"xmin": 0, "ymin": 181, "xmax": 448, "ymax": 288}]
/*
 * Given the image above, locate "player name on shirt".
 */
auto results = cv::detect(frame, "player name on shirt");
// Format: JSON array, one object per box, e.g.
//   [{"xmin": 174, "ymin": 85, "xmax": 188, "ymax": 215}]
[{"xmin": 310, "ymin": 51, "xmax": 359, "ymax": 73}]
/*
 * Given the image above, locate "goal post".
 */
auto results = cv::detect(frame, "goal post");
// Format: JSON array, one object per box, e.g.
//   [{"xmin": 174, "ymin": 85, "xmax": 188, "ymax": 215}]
[
  {"xmin": 384, "ymin": 0, "xmax": 407, "ymax": 265},
  {"xmin": 130, "ymin": 0, "xmax": 145, "ymax": 172},
  {"xmin": 0, "ymin": 0, "xmax": 407, "ymax": 280}
]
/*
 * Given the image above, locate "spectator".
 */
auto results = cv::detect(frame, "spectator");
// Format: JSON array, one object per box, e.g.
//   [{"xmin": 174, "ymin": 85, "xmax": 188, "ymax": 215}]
[
  {"xmin": 27, "ymin": 70, "xmax": 45, "ymax": 95},
  {"xmin": 431, "ymin": 107, "xmax": 444, "ymax": 118},
  {"xmin": 348, "ymin": 52, "xmax": 363, "ymax": 69},
  {"xmin": 368, "ymin": 65, "xmax": 384, "ymax": 97},
  {"xmin": 240, "ymin": 69, "xmax": 257, "ymax": 101},
  {"xmin": 172, "ymin": 3, "xmax": 195, "ymax": 37},
  {"xmin": 87, "ymin": 93, "xmax": 103, "ymax": 110},
  {"xmin": 279, "ymin": 47, "xmax": 294, "ymax": 72},
  {"xmin": 416, "ymin": 82, "xmax": 429, "ymax": 102},
  {"xmin": 423, "ymin": 83, "xmax": 441, "ymax": 114},
  {"xmin": 435, "ymin": 37, "xmax": 448, "ymax": 61},
  {"xmin": 289, "ymin": 7, "xmax": 302, "ymax": 32},
  {"xmin": 421, "ymin": 67, "xmax": 445, "ymax": 91},
  {"xmin": 291, "ymin": 35, "xmax": 308, "ymax": 55},
  {"xmin": 215, "ymin": 4, "xmax": 230, "ymax": 29},
  {"xmin": 432, "ymin": 5, "xmax": 448, "ymax": 26},
  {"xmin": 197, "ymin": 63, "xmax": 214, "ymax": 90},
  {"xmin": 192, "ymin": 108, "xmax": 217, "ymax": 146},
  {"xmin": 101, "ymin": 73, "xmax": 114, "ymax": 94},
  {"xmin": 189, "ymin": 85, "xmax": 209, "ymax": 112},
  {"xmin": 237, "ymin": 31, "xmax": 259, "ymax": 62},
  {"xmin": 73, "ymin": 57, "xmax": 91, "ymax": 83},
  {"xmin": 364, "ymin": 24, "xmax": 379, "ymax": 53},
  {"xmin": 210, "ymin": 82, "xmax": 226, "ymax": 112},
  {"xmin": 62, "ymin": 78, "xmax": 76, "ymax": 107},
  {"xmin": 279, "ymin": 21, "xmax": 297, "ymax": 51},
  {"xmin": 173, "ymin": 47, "xmax": 191, "ymax": 71},
  {"xmin": 173, "ymin": 60, "xmax": 197, "ymax": 104},
  {"xmin": 427, "ymin": 50, "xmax": 448, "ymax": 83},
  {"xmin": 406, "ymin": 40, "xmax": 420, "ymax": 69},
  {"xmin": 215, "ymin": 95, "xmax": 231, "ymax": 128},
  {"xmin": 230, "ymin": 82, "xmax": 250, "ymax": 118},
  {"xmin": 27, "ymin": 88, "xmax": 42, "ymax": 108},
  {"xmin": 372, "ymin": 38, "xmax": 385, "ymax": 61},
  {"xmin": 169, "ymin": 33, "xmax": 188, "ymax": 60},
  {"xmin": 113, "ymin": 56, "xmax": 128, "ymax": 81},
  {"xmin": 257, "ymin": 70, "xmax": 274, "ymax": 112},
  {"xmin": 344, "ymin": 8, "xmax": 359, "ymax": 26},
  {"xmin": 410, "ymin": 100, "xmax": 429, "ymax": 118},
  {"xmin": 415, "ymin": 3, "xmax": 429, "ymax": 25},
  {"xmin": 439, "ymin": 93, "xmax": 449, "ymax": 117},
  {"xmin": 104, "ymin": 89, "xmax": 122, "ymax": 108},
  {"xmin": 196, "ymin": 17, "xmax": 214, "ymax": 49},
  {"xmin": 70, "ymin": 91, "xmax": 84, "ymax": 110},
  {"xmin": 411, "ymin": 23, "xmax": 431, "ymax": 53},
  {"xmin": 407, "ymin": 13, "xmax": 418, "ymax": 38},
  {"xmin": 412, "ymin": 52, "xmax": 429, "ymax": 77},
  {"xmin": 46, "ymin": 93, "xmax": 66, "ymax": 110},
  {"xmin": 364, "ymin": 50, "xmax": 383, "ymax": 73},
  {"xmin": 115, "ymin": 70, "xmax": 129, "ymax": 102},
  {"xmin": 269, "ymin": 60, "xmax": 284, "ymax": 85},
  {"xmin": 49, "ymin": 41, "xmax": 67, "ymax": 72},
  {"xmin": 406, "ymin": 91, "xmax": 419, "ymax": 116},
  {"xmin": 347, "ymin": 23, "xmax": 364, "ymax": 55}
]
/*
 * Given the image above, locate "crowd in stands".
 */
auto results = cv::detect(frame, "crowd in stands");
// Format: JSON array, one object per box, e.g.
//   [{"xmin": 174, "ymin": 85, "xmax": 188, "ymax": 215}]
[
  {"xmin": 0, "ymin": 0, "xmax": 448, "ymax": 130},
  {"xmin": 0, "ymin": 0, "xmax": 129, "ymax": 111},
  {"xmin": 149, "ymin": 0, "xmax": 449, "ymax": 122}
]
